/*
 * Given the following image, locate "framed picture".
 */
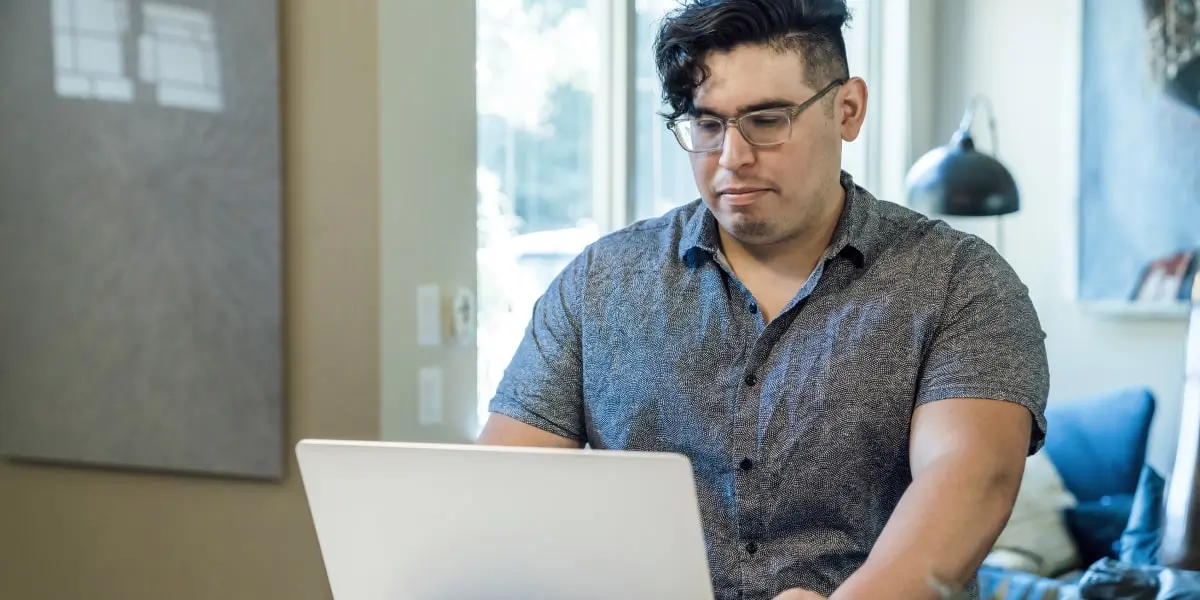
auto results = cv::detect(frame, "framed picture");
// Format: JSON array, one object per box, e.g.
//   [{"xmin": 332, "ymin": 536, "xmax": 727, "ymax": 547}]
[
  {"xmin": 1078, "ymin": 0, "xmax": 1200, "ymax": 306},
  {"xmin": 0, "ymin": 0, "xmax": 283, "ymax": 479}
]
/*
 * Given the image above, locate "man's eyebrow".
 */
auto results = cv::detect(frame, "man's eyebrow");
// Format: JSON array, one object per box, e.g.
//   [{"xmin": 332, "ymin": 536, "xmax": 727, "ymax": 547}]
[{"xmin": 692, "ymin": 99, "xmax": 796, "ymax": 118}]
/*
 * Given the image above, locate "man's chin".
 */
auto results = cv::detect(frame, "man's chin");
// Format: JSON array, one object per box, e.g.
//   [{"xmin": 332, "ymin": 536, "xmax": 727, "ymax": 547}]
[{"xmin": 722, "ymin": 216, "xmax": 772, "ymax": 241}]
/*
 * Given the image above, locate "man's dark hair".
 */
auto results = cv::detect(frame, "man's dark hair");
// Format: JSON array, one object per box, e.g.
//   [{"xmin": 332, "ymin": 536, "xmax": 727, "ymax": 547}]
[{"xmin": 653, "ymin": 0, "xmax": 852, "ymax": 120}]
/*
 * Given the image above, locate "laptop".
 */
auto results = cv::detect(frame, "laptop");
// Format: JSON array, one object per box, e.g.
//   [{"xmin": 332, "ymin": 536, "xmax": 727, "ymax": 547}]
[{"xmin": 296, "ymin": 439, "xmax": 716, "ymax": 600}]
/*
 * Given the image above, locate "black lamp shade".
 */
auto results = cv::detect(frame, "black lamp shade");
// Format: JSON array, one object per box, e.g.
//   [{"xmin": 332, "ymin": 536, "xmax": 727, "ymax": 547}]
[{"xmin": 906, "ymin": 133, "xmax": 1020, "ymax": 217}]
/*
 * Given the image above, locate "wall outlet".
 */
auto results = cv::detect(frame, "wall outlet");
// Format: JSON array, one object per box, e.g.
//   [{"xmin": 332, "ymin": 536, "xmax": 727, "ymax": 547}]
[{"xmin": 418, "ymin": 366, "xmax": 444, "ymax": 426}]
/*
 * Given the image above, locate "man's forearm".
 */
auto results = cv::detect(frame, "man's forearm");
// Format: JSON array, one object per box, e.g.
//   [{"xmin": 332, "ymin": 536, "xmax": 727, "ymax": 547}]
[{"xmin": 829, "ymin": 454, "xmax": 1022, "ymax": 600}]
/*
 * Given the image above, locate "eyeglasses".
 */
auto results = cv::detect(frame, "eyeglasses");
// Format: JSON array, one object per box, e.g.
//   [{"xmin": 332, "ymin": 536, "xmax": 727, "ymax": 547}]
[{"xmin": 666, "ymin": 79, "xmax": 847, "ymax": 153}]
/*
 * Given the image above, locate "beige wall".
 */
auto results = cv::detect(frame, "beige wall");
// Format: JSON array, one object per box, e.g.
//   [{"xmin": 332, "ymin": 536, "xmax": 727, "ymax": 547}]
[{"xmin": 0, "ymin": 1, "xmax": 381, "ymax": 598}]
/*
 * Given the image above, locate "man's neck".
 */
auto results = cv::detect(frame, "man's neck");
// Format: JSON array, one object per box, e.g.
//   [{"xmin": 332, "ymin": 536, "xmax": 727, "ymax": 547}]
[{"xmin": 720, "ymin": 186, "xmax": 846, "ymax": 283}]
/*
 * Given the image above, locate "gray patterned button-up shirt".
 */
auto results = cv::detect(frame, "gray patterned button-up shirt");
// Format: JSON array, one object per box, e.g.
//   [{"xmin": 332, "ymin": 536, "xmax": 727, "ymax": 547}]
[{"xmin": 489, "ymin": 172, "xmax": 1050, "ymax": 600}]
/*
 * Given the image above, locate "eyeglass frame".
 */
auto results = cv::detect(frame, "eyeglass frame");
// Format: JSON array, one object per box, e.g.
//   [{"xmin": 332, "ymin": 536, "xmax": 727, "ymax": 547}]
[{"xmin": 665, "ymin": 78, "xmax": 848, "ymax": 153}]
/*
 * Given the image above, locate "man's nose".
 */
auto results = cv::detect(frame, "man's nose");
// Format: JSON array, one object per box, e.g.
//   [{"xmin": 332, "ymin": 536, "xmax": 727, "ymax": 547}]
[{"xmin": 718, "ymin": 125, "xmax": 755, "ymax": 170}]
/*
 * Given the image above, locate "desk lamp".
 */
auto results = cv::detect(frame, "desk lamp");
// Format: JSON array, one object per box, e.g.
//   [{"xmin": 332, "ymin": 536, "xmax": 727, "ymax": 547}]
[{"xmin": 905, "ymin": 96, "xmax": 1019, "ymax": 254}]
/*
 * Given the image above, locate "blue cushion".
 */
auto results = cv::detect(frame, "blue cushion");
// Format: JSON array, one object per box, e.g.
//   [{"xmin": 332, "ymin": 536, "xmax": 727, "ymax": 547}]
[
  {"xmin": 1066, "ymin": 494, "xmax": 1136, "ymax": 564},
  {"xmin": 1042, "ymin": 387, "xmax": 1156, "ymax": 501}
]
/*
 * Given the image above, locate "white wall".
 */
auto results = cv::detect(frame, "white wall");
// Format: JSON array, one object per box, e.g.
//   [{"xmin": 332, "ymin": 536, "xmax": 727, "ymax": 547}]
[
  {"xmin": 927, "ymin": 0, "xmax": 1189, "ymax": 471},
  {"xmin": 379, "ymin": 0, "xmax": 479, "ymax": 443}
]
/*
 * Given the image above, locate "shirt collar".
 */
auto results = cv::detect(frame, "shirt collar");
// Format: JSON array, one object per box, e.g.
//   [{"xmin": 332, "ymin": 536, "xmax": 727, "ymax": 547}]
[
  {"xmin": 677, "ymin": 200, "xmax": 721, "ymax": 266},
  {"xmin": 677, "ymin": 170, "xmax": 881, "ymax": 269}
]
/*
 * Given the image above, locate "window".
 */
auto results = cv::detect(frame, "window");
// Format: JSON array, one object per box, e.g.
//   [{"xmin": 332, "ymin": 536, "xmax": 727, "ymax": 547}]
[
  {"xmin": 476, "ymin": 0, "xmax": 603, "ymax": 421},
  {"xmin": 476, "ymin": 0, "xmax": 888, "ymax": 421}
]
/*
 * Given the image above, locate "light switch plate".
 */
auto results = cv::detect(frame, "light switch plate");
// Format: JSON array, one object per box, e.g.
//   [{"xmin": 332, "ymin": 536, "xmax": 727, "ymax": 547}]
[{"xmin": 416, "ymin": 284, "xmax": 442, "ymax": 347}]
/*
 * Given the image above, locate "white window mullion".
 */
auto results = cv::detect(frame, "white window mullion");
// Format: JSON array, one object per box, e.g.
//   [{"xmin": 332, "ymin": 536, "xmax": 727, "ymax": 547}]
[
  {"xmin": 877, "ymin": 0, "xmax": 915, "ymax": 204},
  {"xmin": 592, "ymin": 0, "xmax": 636, "ymax": 233},
  {"xmin": 862, "ymin": 0, "xmax": 884, "ymax": 193},
  {"xmin": 591, "ymin": 0, "xmax": 615, "ymax": 232},
  {"xmin": 616, "ymin": 0, "xmax": 637, "ymax": 230},
  {"xmin": 845, "ymin": 0, "xmax": 910, "ymax": 202}
]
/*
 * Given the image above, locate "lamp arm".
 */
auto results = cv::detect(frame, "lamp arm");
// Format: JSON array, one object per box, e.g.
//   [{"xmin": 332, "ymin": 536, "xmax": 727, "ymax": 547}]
[{"xmin": 955, "ymin": 95, "xmax": 1001, "ymax": 157}]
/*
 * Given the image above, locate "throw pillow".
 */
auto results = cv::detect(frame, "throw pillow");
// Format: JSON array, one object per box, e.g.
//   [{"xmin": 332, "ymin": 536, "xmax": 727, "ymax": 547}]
[
  {"xmin": 983, "ymin": 451, "xmax": 1082, "ymax": 577},
  {"xmin": 1065, "ymin": 494, "xmax": 1135, "ymax": 564}
]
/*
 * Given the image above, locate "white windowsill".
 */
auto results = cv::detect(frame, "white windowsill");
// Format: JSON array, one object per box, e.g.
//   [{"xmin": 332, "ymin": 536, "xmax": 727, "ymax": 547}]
[{"xmin": 1079, "ymin": 300, "xmax": 1193, "ymax": 320}]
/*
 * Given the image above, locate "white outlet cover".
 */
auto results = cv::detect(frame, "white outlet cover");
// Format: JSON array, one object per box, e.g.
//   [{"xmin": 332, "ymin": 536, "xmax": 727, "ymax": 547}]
[{"xmin": 418, "ymin": 366, "xmax": 444, "ymax": 426}]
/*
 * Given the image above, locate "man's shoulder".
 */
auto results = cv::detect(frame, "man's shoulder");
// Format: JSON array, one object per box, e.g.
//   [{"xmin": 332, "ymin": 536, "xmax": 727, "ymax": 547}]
[
  {"xmin": 860, "ymin": 196, "xmax": 1031, "ymax": 320},
  {"xmin": 867, "ymin": 196, "xmax": 1004, "ymax": 271},
  {"xmin": 582, "ymin": 200, "xmax": 703, "ymax": 270}
]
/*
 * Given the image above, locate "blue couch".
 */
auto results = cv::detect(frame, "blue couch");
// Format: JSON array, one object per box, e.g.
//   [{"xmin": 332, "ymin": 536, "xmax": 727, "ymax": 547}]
[{"xmin": 978, "ymin": 386, "xmax": 1158, "ymax": 598}]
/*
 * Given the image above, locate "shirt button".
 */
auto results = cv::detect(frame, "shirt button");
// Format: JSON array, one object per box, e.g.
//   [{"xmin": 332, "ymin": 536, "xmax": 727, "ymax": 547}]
[
  {"xmin": 748, "ymin": 303, "xmax": 758, "ymax": 314},
  {"xmin": 744, "ymin": 373, "xmax": 757, "ymax": 387},
  {"xmin": 739, "ymin": 458, "xmax": 754, "ymax": 471},
  {"xmin": 745, "ymin": 542, "xmax": 758, "ymax": 554}
]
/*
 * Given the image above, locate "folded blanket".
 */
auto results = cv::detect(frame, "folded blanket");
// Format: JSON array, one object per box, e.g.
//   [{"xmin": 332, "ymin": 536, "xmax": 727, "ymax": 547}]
[
  {"xmin": 978, "ymin": 566, "xmax": 1077, "ymax": 600},
  {"xmin": 1077, "ymin": 558, "xmax": 1158, "ymax": 599},
  {"xmin": 979, "ymin": 561, "xmax": 1200, "ymax": 600}
]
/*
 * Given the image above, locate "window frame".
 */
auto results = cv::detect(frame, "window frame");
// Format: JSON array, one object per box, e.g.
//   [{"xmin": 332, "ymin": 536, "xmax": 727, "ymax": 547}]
[{"xmin": 592, "ymin": 0, "xmax": 638, "ymax": 233}]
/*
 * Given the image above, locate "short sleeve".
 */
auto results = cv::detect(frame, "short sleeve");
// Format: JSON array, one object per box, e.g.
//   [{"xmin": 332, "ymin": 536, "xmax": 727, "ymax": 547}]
[
  {"xmin": 916, "ymin": 235, "xmax": 1050, "ymax": 454},
  {"xmin": 486, "ymin": 251, "xmax": 588, "ymax": 442}
]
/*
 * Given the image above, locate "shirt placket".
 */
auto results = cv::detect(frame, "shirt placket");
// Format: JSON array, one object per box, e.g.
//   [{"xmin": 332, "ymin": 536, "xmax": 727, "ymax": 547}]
[
  {"xmin": 702, "ymin": 251, "xmax": 766, "ymax": 596},
  {"xmin": 730, "ymin": 291, "xmax": 769, "ymax": 599},
  {"xmin": 725, "ymin": 258, "xmax": 831, "ymax": 599}
]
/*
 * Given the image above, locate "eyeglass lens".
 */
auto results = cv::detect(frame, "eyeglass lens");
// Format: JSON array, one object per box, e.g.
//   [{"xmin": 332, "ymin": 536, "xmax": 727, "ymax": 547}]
[{"xmin": 675, "ymin": 109, "xmax": 793, "ymax": 151}]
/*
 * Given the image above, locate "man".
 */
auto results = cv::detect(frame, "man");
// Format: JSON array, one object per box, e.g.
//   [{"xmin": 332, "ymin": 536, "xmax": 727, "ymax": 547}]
[{"xmin": 479, "ymin": 1, "xmax": 1049, "ymax": 599}]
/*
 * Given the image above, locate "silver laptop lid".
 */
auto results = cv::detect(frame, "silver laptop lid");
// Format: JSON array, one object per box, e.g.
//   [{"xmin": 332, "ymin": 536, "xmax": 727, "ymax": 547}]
[{"xmin": 296, "ymin": 439, "xmax": 714, "ymax": 600}]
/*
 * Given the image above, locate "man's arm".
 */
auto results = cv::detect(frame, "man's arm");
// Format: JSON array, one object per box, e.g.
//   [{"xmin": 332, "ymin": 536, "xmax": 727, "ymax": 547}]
[
  {"xmin": 805, "ymin": 235, "xmax": 1047, "ymax": 600},
  {"xmin": 476, "ymin": 250, "xmax": 592, "ymax": 448},
  {"xmin": 478, "ymin": 413, "xmax": 582, "ymax": 448},
  {"xmin": 827, "ymin": 398, "xmax": 1031, "ymax": 599}
]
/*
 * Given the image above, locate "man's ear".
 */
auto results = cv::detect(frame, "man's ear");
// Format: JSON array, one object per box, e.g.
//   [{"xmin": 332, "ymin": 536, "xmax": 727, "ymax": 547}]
[{"xmin": 838, "ymin": 77, "xmax": 868, "ymax": 142}]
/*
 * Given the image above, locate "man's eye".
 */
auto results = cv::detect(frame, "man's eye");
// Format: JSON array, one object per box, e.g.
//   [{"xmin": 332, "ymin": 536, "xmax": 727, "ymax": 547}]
[{"xmin": 749, "ymin": 114, "xmax": 786, "ymax": 127}]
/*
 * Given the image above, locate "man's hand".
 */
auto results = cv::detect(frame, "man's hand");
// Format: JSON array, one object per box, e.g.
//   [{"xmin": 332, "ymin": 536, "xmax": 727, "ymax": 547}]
[{"xmin": 773, "ymin": 589, "xmax": 826, "ymax": 600}]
